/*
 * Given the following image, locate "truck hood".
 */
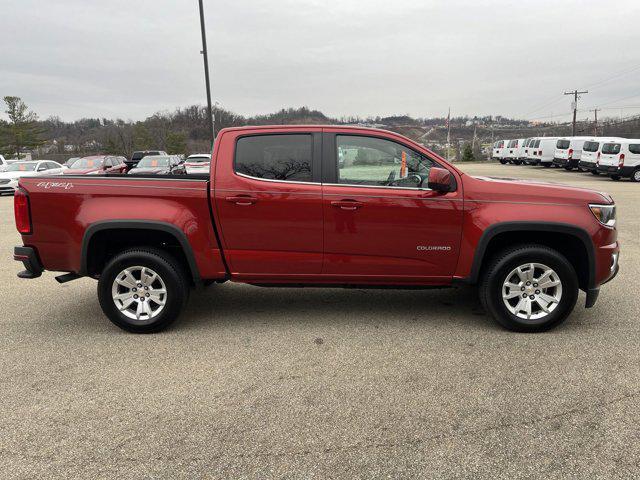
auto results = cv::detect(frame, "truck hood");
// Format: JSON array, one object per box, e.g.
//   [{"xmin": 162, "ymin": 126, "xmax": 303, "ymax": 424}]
[{"xmin": 466, "ymin": 175, "xmax": 613, "ymax": 205}]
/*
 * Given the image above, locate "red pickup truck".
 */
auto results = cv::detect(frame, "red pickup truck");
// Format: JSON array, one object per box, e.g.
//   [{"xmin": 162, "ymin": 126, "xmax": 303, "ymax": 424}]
[{"xmin": 13, "ymin": 125, "xmax": 619, "ymax": 333}]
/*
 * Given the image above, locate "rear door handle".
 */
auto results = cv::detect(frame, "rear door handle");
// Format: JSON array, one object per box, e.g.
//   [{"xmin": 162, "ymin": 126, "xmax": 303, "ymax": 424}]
[
  {"xmin": 225, "ymin": 195, "xmax": 257, "ymax": 206},
  {"xmin": 331, "ymin": 200, "xmax": 364, "ymax": 210}
]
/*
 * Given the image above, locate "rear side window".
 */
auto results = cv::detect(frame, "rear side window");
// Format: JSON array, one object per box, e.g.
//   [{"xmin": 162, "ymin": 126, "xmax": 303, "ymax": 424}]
[
  {"xmin": 533, "ymin": 140, "xmax": 540, "ymax": 148},
  {"xmin": 583, "ymin": 141, "xmax": 599, "ymax": 152},
  {"xmin": 602, "ymin": 143, "xmax": 621, "ymax": 155},
  {"xmin": 556, "ymin": 139, "xmax": 570, "ymax": 149},
  {"xmin": 629, "ymin": 144, "xmax": 640, "ymax": 154},
  {"xmin": 235, "ymin": 134, "xmax": 312, "ymax": 182},
  {"xmin": 508, "ymin": 140, "xmax": 517, "ymax": 148}
]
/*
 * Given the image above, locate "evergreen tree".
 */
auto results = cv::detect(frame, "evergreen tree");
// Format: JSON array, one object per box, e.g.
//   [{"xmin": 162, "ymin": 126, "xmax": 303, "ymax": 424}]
[
  {"xmin": 165, "ymin": 132, "xmax": 187, "ymax": 155},
  {"xmin": 0, "ymin": 96, "xmax": 43, "ymax": 158},
  {"xmin": 461, "ymin": 143, "xmax": 475, "ymax": 162}
]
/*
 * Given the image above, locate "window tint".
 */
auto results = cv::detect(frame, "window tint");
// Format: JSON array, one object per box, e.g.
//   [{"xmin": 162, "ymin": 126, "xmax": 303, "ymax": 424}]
[
  {"xmin": 583, "ymin": 141, "xmax": 599, "ymax": 152},
  {"xmin": 602, "ymin": 143, "xmax": 621, "ymax": 155},
  {"xmin": 629, "ymin": 144, "xmax": 640, "ymax": 154},
  {"xmin": 534, "ymin": 140, "xmax": 541, "ymax": 147},
  {"xmin": 336, "ymin": 135, "xmax": 434, "ymax": 188},
  {"xmin": 556, "ymin": 139, "xmax": 570, "ymax": 149},
  {"xmin": 235, "ymin": 134, "xmax": 312, "ymax": 182}
]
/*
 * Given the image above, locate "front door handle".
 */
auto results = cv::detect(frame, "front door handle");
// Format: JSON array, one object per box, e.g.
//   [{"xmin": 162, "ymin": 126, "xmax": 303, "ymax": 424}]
[
  {"xmin": 331, "ymin": 200, "xmax": 364, "ymax": 210},
  {"xmin": 225, "ymin": 195, "xmax": 257, "ymax": 206}
]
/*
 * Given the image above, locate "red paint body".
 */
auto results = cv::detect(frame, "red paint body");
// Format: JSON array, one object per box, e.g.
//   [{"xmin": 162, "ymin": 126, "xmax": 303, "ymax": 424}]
[{"xmin": 16, "ymin": 126, "xmax": 619, "ymax": 294}]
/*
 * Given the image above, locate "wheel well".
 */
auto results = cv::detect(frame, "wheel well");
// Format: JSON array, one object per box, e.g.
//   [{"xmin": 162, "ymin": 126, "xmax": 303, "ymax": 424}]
[
  {"xmin": 479, "ymin": 231, "xmax": 590, "ymax": 290},
  {"xmin": 84, "ymin": 228, "xmax": 196, "ymax": 285}
]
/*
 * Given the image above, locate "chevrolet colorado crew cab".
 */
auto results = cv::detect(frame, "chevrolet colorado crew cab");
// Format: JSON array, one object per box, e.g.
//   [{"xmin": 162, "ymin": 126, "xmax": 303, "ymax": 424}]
[{"xmin": 13, "ymin": 126, "xmax": 620, "ymax": 333}]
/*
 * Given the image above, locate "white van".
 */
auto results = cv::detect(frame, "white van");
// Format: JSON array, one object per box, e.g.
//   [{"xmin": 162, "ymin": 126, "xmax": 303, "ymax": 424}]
[
  {"xmin": 492, "ymin": 140, "xmax": 509, "ymax": 163},
  {"xmin": 504, "ymin": 138, "xmax": 525, "ymax": 164},
  {"xmin": 552, "ymin": 137, "xmax": 591, "ymax": 170},
  {"xmin": 578, "ymin": 137, "xmax": 624, "ymax": 175},
  {"xmin": 524, "ymin": 138, "xmax": 541, "ymax": 165},
  {"xmin": 596, "ymin": 138, "xmax": 640, "ymax": 181},
  {"xmin": 518, "ymin": 138, "xmax": 534, "ymax": 162},
  {"xmin": 526, "ymin": 137, "xmax": 558, "ymax": 166}
]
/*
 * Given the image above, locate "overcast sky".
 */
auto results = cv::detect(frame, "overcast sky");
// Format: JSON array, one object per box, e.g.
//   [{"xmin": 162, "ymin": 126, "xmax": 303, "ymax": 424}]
[{"xmin": 2, "ymin": 0, "xmax": 640, "ymax": 123}]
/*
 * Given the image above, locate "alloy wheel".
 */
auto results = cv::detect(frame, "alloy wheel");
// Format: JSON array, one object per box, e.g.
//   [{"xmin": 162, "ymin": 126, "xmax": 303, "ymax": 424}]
[
  {"xmin": 501, "ymin": 263, "xmax": 563, "ymax": 321},
  {"xmin": 111, "ymin": 266, "xmax": 167, "ymax": 322}
]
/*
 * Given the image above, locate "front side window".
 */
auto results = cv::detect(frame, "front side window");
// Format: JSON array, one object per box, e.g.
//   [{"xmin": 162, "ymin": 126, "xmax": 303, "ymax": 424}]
[
  {"xmin": 602, "ymin": 143, "xmax": 621, "ymax": 155},
  {"xmin": 629, "ymin": 144, "xmax": 640, "ymax": 154},
  {"xmin": 336, "ymin": 135, "xmax": 433, "ymax": 188},
  {"xmin": 235, "ymin": 134, "xmax": 312, "ymax": 182}
]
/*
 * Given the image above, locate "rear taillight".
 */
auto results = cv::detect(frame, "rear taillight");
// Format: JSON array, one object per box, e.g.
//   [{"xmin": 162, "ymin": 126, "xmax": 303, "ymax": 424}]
[
  {"xmin": 538, "ymin": 150, "xmax": 542, "ymax": 155},
  {"xmin": 568, "ymin": 148, "xmax": 574, "ymax": 159},
  {"xmin": 619, "ymin": 153, "xmax": 625, "ymax": 167},
  {"xmin": 14, "ymin": 188, "xmax": 32, "ymax": 234}
]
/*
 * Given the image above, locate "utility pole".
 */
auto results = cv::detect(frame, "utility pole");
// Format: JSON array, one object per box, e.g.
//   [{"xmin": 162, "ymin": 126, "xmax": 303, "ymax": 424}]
[
  {"xmin": 198, "ymin": 0, "xmax": 215, "ymax": 150},
  {"xmin": 589, "ymin": 108, "xmax": 599, "ymax": 136},
  {"xmin": 564, "ymin": 89, "xmax": 588, "ymax": 136}
]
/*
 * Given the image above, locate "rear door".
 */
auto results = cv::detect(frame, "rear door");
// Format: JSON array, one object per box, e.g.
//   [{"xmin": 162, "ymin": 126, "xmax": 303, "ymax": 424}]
[
  {"xmin": 321, "ymin": 130, "xmax": 463, "ymax": 283},
  {"xmin": 213, "ymin": 128, "xmax": 323, "ymax": 278}
]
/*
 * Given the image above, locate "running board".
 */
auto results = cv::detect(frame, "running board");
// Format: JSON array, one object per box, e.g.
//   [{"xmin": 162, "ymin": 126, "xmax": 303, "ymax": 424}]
[{"xmin": 55, "ymin": 273, "xmax": 82, "ymax": 284}]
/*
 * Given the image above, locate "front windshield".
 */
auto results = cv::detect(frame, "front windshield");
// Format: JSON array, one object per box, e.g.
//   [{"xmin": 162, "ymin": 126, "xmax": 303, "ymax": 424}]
[
  {"xmin": 7, "ymin": 162, "xmax": 38, "ymax": 172},
  {"xmin": 137, "ymin": 156, "xmax": 170, "ymax": 168},
  {"xmin": 70, "ymin": 158, "xmax": 103, "ymax": 169}
]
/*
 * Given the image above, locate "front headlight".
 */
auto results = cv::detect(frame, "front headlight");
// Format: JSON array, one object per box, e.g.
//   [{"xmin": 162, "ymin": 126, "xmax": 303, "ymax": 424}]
[{"xmin": 589, "ymin": 204, "xmax": 616, "ymax": 227}]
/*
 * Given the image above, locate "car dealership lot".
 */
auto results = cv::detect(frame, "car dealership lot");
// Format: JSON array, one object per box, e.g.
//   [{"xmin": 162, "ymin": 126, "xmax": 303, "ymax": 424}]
[{"xmin": 0, "ymin": 164, "xmax": 638, "ymax": 478}]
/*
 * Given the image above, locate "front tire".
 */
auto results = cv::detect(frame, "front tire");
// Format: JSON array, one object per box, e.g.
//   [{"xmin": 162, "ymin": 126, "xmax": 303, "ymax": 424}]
[
  {"xmin": 480, "ymin": 244, "xmax": 579, "ymax": 332},
  {"xmin": 97, "ymin": 248, "xmax": 189, "ymax": 333},
  {"xmin": 631, "ymin": 169, "xmax": 640, "ymax": 182}
]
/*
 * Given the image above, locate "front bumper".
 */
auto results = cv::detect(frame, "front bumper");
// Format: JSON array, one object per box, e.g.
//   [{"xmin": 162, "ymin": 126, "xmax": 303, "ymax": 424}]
[
  {"xmin": 0, "ymin": 182, "xmax": 17, "ymax": 194},
  {"xmin": 14, "ymin": 246, "xmax": 43, "ymax": 279}
]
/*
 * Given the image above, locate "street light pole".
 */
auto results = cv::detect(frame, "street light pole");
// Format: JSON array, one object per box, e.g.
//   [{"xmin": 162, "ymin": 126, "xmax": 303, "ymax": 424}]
[{"xmin": 198, "ymin": 0, "xmax": 215, "ymax": 150}]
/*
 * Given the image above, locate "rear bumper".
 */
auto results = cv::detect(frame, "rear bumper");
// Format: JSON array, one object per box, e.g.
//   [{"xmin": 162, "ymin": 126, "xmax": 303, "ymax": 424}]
[
  {"xmin": 597, "ymin": 165, "xmax": 634, "ymax": 176},
  {"xmin": 578, "ymin": 160, "xmax": 596, "ymax": 171},
  {"xmin": 553, "ymin": 157, "xmax": 579, "ymax": 168},
  {"xmin": 14, "ymin": 246, "xmax": 44, "ymax": 278}
]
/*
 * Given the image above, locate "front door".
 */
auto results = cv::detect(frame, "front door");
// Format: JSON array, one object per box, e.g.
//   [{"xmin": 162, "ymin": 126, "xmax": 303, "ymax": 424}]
[
  {"xmin": 322, "ymin": 131, "xmax": 463, "ymax": 283},
  {"xmin": 213, "ymin": 129, "xmax": 323, "ymax": 279}
]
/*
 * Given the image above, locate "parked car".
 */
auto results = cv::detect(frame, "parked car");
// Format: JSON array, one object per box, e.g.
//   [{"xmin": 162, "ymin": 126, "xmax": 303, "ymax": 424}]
[
  {"xmin": 0, "ymin": 160, "xmax": 65, "ymax": 195},
  {"xmin": 578, "ymin": 138, "xmax": 623, "ymax": 175},
  {"xmin": 492, "ymin": 140, "xmax": 508, "ymax": 163},
  {"xmin": 64, "ymin": 157, "xmax": 81, "ymax": 167},
  {"xmin": 184, "ymin": 154, "xmax": 211, "ymax": 174},
  {"xmin": 64, "ymin": 155, "xmax": 128, "ymax": 175},
  {"xmin": 504, "ymin": 139, "xmax": 525, "ymax": 164},
  {"xmin": 596, "ymin": 138, "xmax": 640, "ymax": 181},
  {"xmin": 126, "ymin": 150, "xmax": 167, "ymax": 170},
  {"xmin": 13, "ymin": 125, "xmax": 619, "ymax": 334},
  {"xmin": 127, "ymin": 155, "xmax": 186, "ymax": 175},
  {"xmin": 552, "ymin": 137, "xmax": 591, "ymax": 170}
]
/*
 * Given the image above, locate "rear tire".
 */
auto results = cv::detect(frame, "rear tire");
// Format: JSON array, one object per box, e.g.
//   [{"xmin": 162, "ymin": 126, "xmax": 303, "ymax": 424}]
[
  {"xmin": 479, "ymin": 244, "xmax": 579, "ymax": 332},
  {"xmin": 97, "ymin": 248, "xmax": 190, "ymax": 333},
  {"xmin": 499, "ymin": 159, "xmax": 507, "ymax": 165},
  {"xmin": 591, "ymin": 170, "xmax": 599, "ymax": 175},
  {"xmin": 631, "ymin": 169, "xmax": 640, "ymax": 182},
  {"xmin": 513, "ymin": 160, "xmax": 522, "ymax": 165},
  {"xmin": 611, "ymin": 175, "xmax": 621, "ymax": 181},
  {"xmin": 564, "ymin": 166, "xmax": 573, "ymax": 171}
]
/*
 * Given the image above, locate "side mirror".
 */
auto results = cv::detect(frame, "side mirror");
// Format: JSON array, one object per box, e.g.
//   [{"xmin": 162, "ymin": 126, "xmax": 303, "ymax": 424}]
[{"xmin": 427, "ymin": 167, "xmax": 453, "ymax": 192}]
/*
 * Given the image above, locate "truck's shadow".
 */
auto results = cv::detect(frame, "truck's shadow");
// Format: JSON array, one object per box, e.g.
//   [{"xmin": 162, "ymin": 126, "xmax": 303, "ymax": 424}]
[{"xmin": 180, "ymin": 283, "xmax": 497, "ymax": 332}]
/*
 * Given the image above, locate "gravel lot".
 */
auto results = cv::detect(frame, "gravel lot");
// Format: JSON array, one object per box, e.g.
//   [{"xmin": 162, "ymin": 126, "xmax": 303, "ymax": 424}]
[{"xmin": 0, "ymin": 163, "xmax": 638, "ymax": 479}]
